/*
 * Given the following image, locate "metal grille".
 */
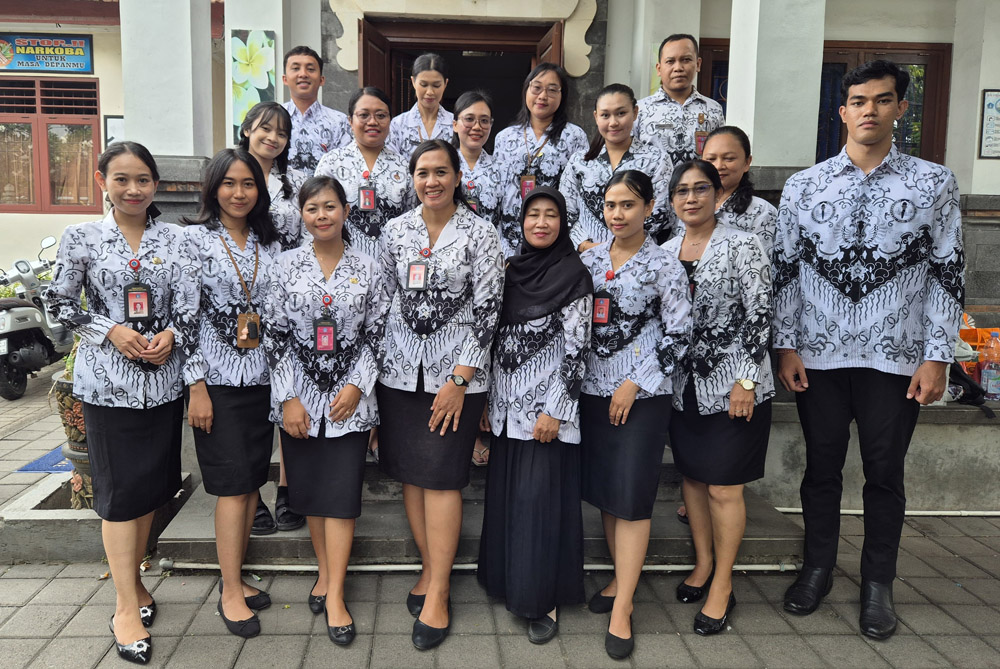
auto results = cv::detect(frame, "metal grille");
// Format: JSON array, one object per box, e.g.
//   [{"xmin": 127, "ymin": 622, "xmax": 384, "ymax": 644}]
[
  {"xmin": 0, "ymin": 79, "xmax": 38, "ymax": 113},
  {"xmin": 40, "ymin": 80, "xmax": 98, "ymax": 115}
]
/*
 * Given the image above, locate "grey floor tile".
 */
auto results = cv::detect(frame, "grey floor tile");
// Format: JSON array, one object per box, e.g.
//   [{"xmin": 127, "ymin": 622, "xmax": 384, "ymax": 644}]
[
  {"xmin": 929, "ymin": 535, "xmax": 1000, "ymax": 557},
  {"xmin": 449, "ymin": 573, "xmax": 489, "ymax": 603},
  {"xmin": 682, "ymin": 633, "xmax": 763, "ymax": 668},
  {"xmin": 965, "ymin": 553, "xmax": 1000, "ymax": 578},
  {"xmin": 233, "ymin": 634, "xmax": 309, "ymax": 669},
  {"xmin": 180, "ymin": 598, "xmax": 229, "ymax": 636},
  {"xmin": 251, "ymin": 598, "xmax": 319, "ymax": 635},
  {"xmin": 30, "ymin": 578, "xmax": 102, "ymax": 606},
  {"xmin": 924, "ymin": 635, "xmax": 1000, "ymax": 669},
  {"xmin": 631, "ymin": 632, "xmax": 699, "ymax": 668},
  {"xmin": 779, "ymin": 604, "xmax": 855, "ymax": 634},
  {"xmin": 163, "ymin": 634, "xmax": 242, "ymax": 669},
  {"xmin": 892, "ymin": 580, "xmax": 931, "ymax": 604},
  {"xmin": 149, "ymin": 575, "xmax": 217, "ymax": 603},
  {"xmin": 896, "ymin": 552, "xmax": 947, "ymax": 578},
  {"xmin": 498, "ymin": 634, "xmax": 567, "ymax": 668},
  {"xmin": 943, "ymin": 517, "xmax": 1000, "ymax": 537},
  {"xmin": 449, "ymin": 602, "xmax": 494, "ymax": 634},
  {"xmin": 52, "ymin": 562, "xmax": 111, "ymax": 579},
  {"xmin": 900, "ymin": 537, "xmax": 955, "ymax": 559},
  {"xmin": 0, "ymin": 605, "xmax": 78, "ymax": 638},
  {"xmin": 302, "ymin": 633, "xmax": 373, "ymax": 669},
  {"xmin": 144, "ymin": 602, "xmax": 198, "ymax": 637},
  {"xmin": 939, "ymin": 603, "xmax": 1000, "ymax": 635},
  {"xmin": 554, "ymin": 602, "xmax": 610, "ymax": 636},
  {"xmin": 30, "ymin": 636, "xmax": 112, "ymax": 668},
  {"xmin": 94, "ymin": 635, "xmax": 179, "ymax": 669},
  {"xmin": 369, "ymin": 633, "xmax": 434, "ymax": 669},
  {"xmin": 561, "ymin": 632, "xmax": 627, "ymax": 668},
  {"xmin": 344, "ymin": 573, "xmax": 379, "ymax": 602},
  {"xmin": 862, "ymin": 633, "xmax": 953, "ymax": 668},
  {"xmin": 631, "ymin": 600, "xmax": 673, "ymax": 635},
  {"xmin": 907, "ymin": 517, "xmax": 966, "ymax": 537},
  {"xmin": 905, "ymin": 577, "xmax": 985, "ymax": 605},
  {"xmin": 747, "ymin": 572, "xmax": 794, "ymax": 603},
  {"xmin": 374, "ymin": 600, "xmax": 419, "ymax": 635},
  {"xmin": 435, "ymin": 634, "xmax": 501, "ymax": 668},
  {"xmin": 802, "ymin": 634, "xmax": 891, "ymax": 667},
  {"xmin": 57, "ymin": 604, "xmax": 115, "ymax": 637},
  {"xmin": 376, "ymin": 573, "xmax": 418, "ymax": 603},
  {"xmin": 0, "ymin": 580, "xmax": 47, "ymax": 606},
  {"xmin": 743, "ymin": 634, "xmax": 826, "ymax": 668},
  {"xmin": 260, "ymin": 574, "xmax": 314, "ymax": 606},
  {"xmin": 0, "ymin": 608, "xmax": 15, "ymax": 628},
  {"xmin": 894, "ymin": 603, "xmax": 969, "ymax": 635},
  {"xmin": 924, "ymin": 555, "xmax": 992, "ymax": 579},
  {"xmin": 491, "ymin": 601, "xmax": 526, "ymax": 636},
  {"xmin": 728, "ymin": 602, "xmax": 795, "ymax": 634},
  {"xmin": 953, "ymin": 577, "xmax": 1000, "ymax": 603},
  {"xmin": 88, "ymin": 576, "xmax": 162, "ymax": 605},
  {"xmin": 0, "ymin": 638, "xmax": 48, "ymax": 669}
]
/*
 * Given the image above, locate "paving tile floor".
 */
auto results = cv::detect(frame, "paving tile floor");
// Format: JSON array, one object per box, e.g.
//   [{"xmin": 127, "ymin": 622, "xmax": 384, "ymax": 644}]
[{"xmin": 0, "ymin": 514, "xmax": 998, "ymax": 668}]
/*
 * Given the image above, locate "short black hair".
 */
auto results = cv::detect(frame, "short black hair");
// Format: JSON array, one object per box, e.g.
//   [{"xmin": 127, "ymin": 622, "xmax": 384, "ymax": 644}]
[
  {"xmin": 840, "ymin": 59, "xmax": 909, "ymax": 102},
  {"xmin": 659, "ymin": 34, "xmax": 699, "ymax": 60},
  {"xmin": 347, "ymin": 86, "xmax": 391, "ymax": 117},
  {"xmin": 283, "ymin": 45, "xmax": 322, "ymax": 72},
  {"xmin": 298, "ymin": 175, "xmax": 351, "ymax": 246}
]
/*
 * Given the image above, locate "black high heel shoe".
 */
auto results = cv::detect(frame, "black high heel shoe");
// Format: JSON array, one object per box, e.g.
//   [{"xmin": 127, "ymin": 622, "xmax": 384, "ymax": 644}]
[
  {"xmin": 412, "ymin": 599, "xmax": 451, "ymax": 651},
  {"xmin": 308, "ymin": 576, "xmax": 326, "ymax": 615},
  {"xmin": 676, "ymin": 569, "xmax": 714, "ymax": 603},
  {"xmin": 326, "ymin": 602, "xmax": 356, "ymax": 646},
  {"xmin": 109, "ymin": 614, "xmax": 152, "ymax": 665},
  {"xmin": 139, "ymin": 598, "xmax": 157, "ymax": 627},
  {"xmin": 693, "ymin": 591, "xmax": 736, "ymax": 635},
  {"xmin": 604, "ymin": 615, "xmax": 634, "ymax": 660},
  {"xmin": 218, "ymin": 577, "xmax": 271, "ymax": 610},
  {"xmin": 406, "ymin": 592, "xmax": 426, "ymax": 618}
]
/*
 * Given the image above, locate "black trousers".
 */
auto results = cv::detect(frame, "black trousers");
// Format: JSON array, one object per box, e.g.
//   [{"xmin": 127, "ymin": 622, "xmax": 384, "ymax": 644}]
[{"xmin": 795, "ymin": 368, "xmax": 920, "ymax": 583}]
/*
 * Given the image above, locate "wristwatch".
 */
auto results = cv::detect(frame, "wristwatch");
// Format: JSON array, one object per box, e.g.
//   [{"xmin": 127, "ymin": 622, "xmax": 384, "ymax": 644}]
[
  {"xmin": 736, "ymin": 378, "xmax": 756, "ymax": 391},
  {"xmin": 447, "ymin": 374, "xmax": 468, "ymax": 387}
]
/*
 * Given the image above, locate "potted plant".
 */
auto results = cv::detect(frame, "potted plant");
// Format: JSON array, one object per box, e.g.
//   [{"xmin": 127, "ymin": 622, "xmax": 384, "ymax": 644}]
[{"xmin": 51, "ymin": 338, "xmax": 91, "ymax": 509}]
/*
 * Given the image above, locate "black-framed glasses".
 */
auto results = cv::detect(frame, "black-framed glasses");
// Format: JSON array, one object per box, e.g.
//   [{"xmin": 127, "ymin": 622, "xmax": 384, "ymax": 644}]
[
  {"xmin": 353, "ymin": 111, "xmax": 390, "ymax": 123},
  {"xmin": 458, "ymin": 115, "xmax": 493, "ymax": 128}
]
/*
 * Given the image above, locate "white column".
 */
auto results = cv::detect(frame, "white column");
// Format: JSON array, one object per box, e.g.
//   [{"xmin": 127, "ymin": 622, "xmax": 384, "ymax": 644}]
[
  {"xmin": 725, "ymin": 0, "xmax": 826, "ymax": 168},
  {"xmin": 119, "ymin": 0, "xmax": 212, "ymax": 157},
  {"xmin": 612, "ymin": 0, "xmax": 701, "ymax": 97},
  {"xmin": 946, "ymin": 0, "xmax": 1000, "ymax": 194}
]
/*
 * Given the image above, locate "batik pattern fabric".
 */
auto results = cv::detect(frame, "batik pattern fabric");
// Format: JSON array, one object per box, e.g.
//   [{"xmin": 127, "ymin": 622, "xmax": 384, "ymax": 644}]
[
  {"xmin": 458, "ymin": 150, "xmax": 502, "ymax": 227},
  {"xmin": 772, "ymin": 145, "xmax": 965, "ymax": 376},
  {"xmin": 263, "ymin": 244, "xmax": 383, "ymax": 438},
  {"xmin": 661, "ymin": 224, "xmax": 774, "ymax": 414},
  {"xmin": 489, "ymin": 295, "xmax": 592, "ymax": 444},
  {"xmin": 560, "ymin": 141, "xmax": 674, "ymax": 248},
  {"xmin": 313, "ymin": 141, "xmax": 415, "ymax": 261},
  {"xmin": 634, "ymin": 88, "xmax": 725, "ymax": 166},
  {"xmin": 493, "ymin": 123, "xmax": 589, "ymax": 257},
  {"xmin": 387, "ymin": 103, "xmax": 455, "ymax": 162},
  {"xmin": 377, "ymin": 205, "xmax": 504, "ymax": 394},
  {"xmin": 714, "ymin": 194, "xmax": 778, "ymax": 264},
  {"xmin": 268, "ymin": 164, "xmax": 308, "ymax": 251},
  {"xmin": 180, "ymin": 223, "xmax": 281, "ymax": 386},
  {"xmin": 579, "ymin": 236, "xmax": 690, "ymax": 398},
  {"xmin": 283, "ymin": 100, "xmax": 353, "ymax": 173},
  {"xmin": 45, "ymin": 211, "xmax": 197, "ymax": 408}
]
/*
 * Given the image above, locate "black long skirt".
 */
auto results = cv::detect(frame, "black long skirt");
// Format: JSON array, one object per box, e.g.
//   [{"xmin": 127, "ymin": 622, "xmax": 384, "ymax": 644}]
[
  {"xmin": 580, "ymin": 393, "xmax": 671, "ymax": 521},
  {"xmin": 192, "ymin": 385, "xmax": 273, "ymax": 497},
  {"xmin": 669, "ymin": 380, "xmax": 771, "ymax": 485},
  {"xmin": 83, "ymin": 398, "xmax": 183, "ymax": 522},
  {"xmin": 280, "ymin": 424, "xmax": 368, "ymax": 518},
  {"xmin": 477, "ymin": 430, "xmax": 585, "ymax": 619},
  {"xmin": 376, "ymin": 372, "xmax": 488, "ymax": 490}
]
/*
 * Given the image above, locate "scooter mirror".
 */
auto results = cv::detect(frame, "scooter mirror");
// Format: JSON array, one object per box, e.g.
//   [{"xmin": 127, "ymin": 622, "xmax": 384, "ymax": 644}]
[{"xmin": 40, "ymin": 236, "xmax": 57, "ymax": 250}]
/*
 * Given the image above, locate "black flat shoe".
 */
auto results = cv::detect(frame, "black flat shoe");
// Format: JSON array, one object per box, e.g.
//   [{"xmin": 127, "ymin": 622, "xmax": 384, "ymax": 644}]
[
  {"xmin": 604, "ymin": 616, "xmax": 633, "ymax": 660},
  {"xmin": 412, "ymin": 600, "xmax": 451, "ymax": 651},
  {"xmin": 139, "ymin": 598, "xmax": 157, "ymax": 628},
  {"xmin": 783, "ymin": 566, "xmax": 833, "ymax": 616},
  {"xmin": 326, "ymin": 603, "xmax": 356, "ymax": 646},
  {"xmin": 527, "ymin": 613, "xmax": 558, "ymax": 645},
  {"xmin": 588, "ymin": 590, "xmax": 615, "ymax": 614},
  {"xmin": 250, "ymin": 496, "xmax": 277, "ymax": 535},
  {"xmin": 859, "ymin": 580, "xmax": 897, "ymax": 640},
  {"xmin": 406, "ymin": 592, "xmax": 425, "ymax": 618},
  {"xmin": 308, "ymin": 576, "xmax": 326, "ymax": 615},
  {"xmin": 219, "ymin": 578, "xmax": 271, "ymax": 610},
  {"xmin": 694, "ymin": 592, "xmax": 736, "ymax": 635},
  {"xmin": 275, "ymin": 488, "xmax": 305, "ymax": 532},
  {"xmin": 217, "ymin": 599, "xmax": 261, "ymax": 638},
  {"xmin": 676, "ymin": 570, "xmax": 714, "ymax": 603},
  {"xmin": 110, "ymin": 615, "xmax": 152, "ymax": 665}
]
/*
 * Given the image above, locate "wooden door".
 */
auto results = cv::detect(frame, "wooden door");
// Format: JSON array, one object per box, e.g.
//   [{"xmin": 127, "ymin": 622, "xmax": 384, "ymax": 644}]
[
  {"xmin": 533, "ymin": 21, "xmax": 564, "ymax": 67},
  {"xmin": 358, "ymin": 18, "xmax": 390, "ymax": 91}
]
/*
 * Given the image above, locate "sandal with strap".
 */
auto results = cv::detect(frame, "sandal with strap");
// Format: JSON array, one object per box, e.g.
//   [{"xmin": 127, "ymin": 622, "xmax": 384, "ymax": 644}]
[{"xmin": 471, "ymin": 443, "xmax": 490, "ymax": 467}]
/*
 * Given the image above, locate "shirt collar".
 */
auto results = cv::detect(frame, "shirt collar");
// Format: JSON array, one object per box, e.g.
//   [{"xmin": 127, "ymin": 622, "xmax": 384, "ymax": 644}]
[
  {"xmin": 654, "ymin": 86, "xmax": 703, "ymax": 107},
  {"xmin": 830, "ymin": 144, "xmax": 906, "ymax": 177},
  {"xmin": 99, "ymin": 209, "xmax": 153, "ymax": 243},
  {"xmin": 285, "ymin": 99, "xmax": 322, "ymax": 121}
]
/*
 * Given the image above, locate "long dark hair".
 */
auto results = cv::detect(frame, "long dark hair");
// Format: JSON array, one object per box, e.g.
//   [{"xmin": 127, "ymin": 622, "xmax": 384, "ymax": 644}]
[
  {"xmin": 409, "ymin": 139, "xmax": 471, "ymax": 210},
  {"xmin": 584, "ymin": 83, "xmax": 637, "ymax": 161},
  {"xmin": 97, "ymin": 141, "xmax": 161, "ymax": 219},
  {"xmin": 450, "ymin": 90, "xmax": 494, "ymax": 150},
  {"xmin": 182, "ymin": 148, "xmax": 277, "ymax": 246},
  {"xmin": 239, "ymin": 101, "xmax": 293, "ymax": 201},
  {"xmin": 511, "ymin": 62, "xmax": 571, "ymax": 145},
  {"xmin": 705, "ymin": 125, "xmax": 754, "ymax": 216},
  {"xmin": 606, "ymin": 169, "xmax": 655, "ymax": 204},
  {"xmin": 668, "ymin": 159, "xmax": 723, "ymax": 198},
  {"xmin": 298, "ymin": 175, "xmax": 351, "ymax": 246}
]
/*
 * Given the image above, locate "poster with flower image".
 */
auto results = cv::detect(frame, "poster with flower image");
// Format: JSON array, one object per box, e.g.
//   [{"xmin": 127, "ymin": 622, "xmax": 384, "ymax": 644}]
[{"xmin": 231, "ymin": 29, "xmax": 276, "ymax": 143}]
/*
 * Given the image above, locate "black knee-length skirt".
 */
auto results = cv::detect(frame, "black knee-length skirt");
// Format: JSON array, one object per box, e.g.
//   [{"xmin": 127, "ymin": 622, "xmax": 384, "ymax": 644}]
[
  {"xmin": 281, "ymin": 424, "xmax": 369, "ymax": 518},
  {"xmin": 83, "ymin": 398, "xmax": 183, "ymax": 522},
  {"xmin": 192, "ymin": 385, "xmax": 273, "ymax": 497},
  {"xmin": 580, "ymin": 393, "xmax": 671, "ymax": 521}
]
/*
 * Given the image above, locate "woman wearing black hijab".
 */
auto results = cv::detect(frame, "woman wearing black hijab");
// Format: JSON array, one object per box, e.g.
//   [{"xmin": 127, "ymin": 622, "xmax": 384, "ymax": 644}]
[{"xmin": 477, "ymin": 187, "xmax": 593, "ymax": 645}]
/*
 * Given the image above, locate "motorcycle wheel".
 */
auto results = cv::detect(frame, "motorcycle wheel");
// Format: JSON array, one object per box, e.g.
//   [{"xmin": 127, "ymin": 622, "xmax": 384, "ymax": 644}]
[{"xmin": 0, "ymin": 359, "xmax": 28, "ymax": 400}]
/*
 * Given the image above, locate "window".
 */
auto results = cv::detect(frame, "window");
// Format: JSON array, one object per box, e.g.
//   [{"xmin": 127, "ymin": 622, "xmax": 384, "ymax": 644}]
[{"xmin": 0, "ymin": 77, "xmax": 101, "ymax": 214}]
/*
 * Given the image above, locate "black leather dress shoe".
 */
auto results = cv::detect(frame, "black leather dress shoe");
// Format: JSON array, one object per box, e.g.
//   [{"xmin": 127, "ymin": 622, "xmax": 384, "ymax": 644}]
[
  {"xmin": 139, "ymin": 598, "xmax": 157, "ymax": 628},
  {"xmin": 859, "ymin": 580, "xmax": 897, "ymax": 640},
  {"xmin": 604, "ymin": 616, "xmax": 633, "ymax": 660},
  {"xmin": 110, "ymin": 615, "xmax": 152, "ymax": 665},
  {"xmin": 250, "ymin": 496, "xmax": 277, "ymax": 535},
  {"xmin": 412, "ymin": 600, "xmax": 451, "ymax": 650},
  {"xmin": 326, "ymin": 604, "xmax": 356, "ymax": 646},
  {"xmin": 588, "ymin": 590, "xmax": 615, "ymax": 613},
  {"xmin": 308, "ymin": 576, "xmax": 326, "ymax": 615},
  {"xmin": 217, "ymin": 599, "xmax": 261, "ymax": 638},
  {"xmin": 676, "ymin": 570, "xmax": 714, "ymax": 603},
  {"xmin": 219, "ymin": 578, "xmax": 271, "ymax": 610},
  {"xmin": 527, "ymin": 614, "xmax": 558, "ymax": 645},
  {"xmin": 406, "ymin": 592, "xmax": 425, "ymax": 617},
  {"xmin": 275, "ymin": 487, "xmax": 305, "ymax": 531},
  {"xmin": 694, "ymin": 592, "xmax": 736, "ymax": 635},
  {"xmin": 783, "ymin": 566, "xmax": 833, "ymax": 615}
]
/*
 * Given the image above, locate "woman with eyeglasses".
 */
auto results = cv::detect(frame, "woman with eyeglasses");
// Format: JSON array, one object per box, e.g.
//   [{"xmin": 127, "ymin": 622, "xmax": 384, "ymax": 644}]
[
  {"xmin": 493, "ymin": 63, "xmax": 588, "ymax": 258},
  {"xmin": 388, "ymin": 53, "xmax": 453, "ymax": 162},
  {"xmin": 314, "ymin": 87, "xmax": 415, "ymax": 261},
  {"xmin": 451, "ymin": 90, "xmax": 501, "ymax": 229},
  {"xmin": 660, "ymin": 159, "xmax": 773, "ymax": 636}
]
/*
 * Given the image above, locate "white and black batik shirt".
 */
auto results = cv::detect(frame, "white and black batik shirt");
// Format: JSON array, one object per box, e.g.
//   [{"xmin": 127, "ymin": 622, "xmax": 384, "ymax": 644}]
[
  {"xmin": 634, "ymin": 88, "xmax": 724, "ymax": 166},
  {"xmin": 377, "ymin": 205, "xmax": 504, "ymax": 394},
  {"xmin": 313, "ymin": 141, "xmax": 415, "ymax": 261},
  {"xmin": 263, "ymin": 244, "xmax": 384, "ymax": 438},
  {"xmin": 181, "ymin": 223, "xmax": 282, "ymax": 387},
  {"xmin": 269, "ymin": 165, "xmax": 308, "ymax": 252},
  {"xmin": 662, "ymin": 225, "xmax": 774, "ymax": 414},
  {"xmin": 579, "ymin": 236, "xmax": 690, "ymax": 398},
  {"xmin": 283, "ymin": 100, "xmax": 353, "ymax": 173},
  {"xmin": 45, "ymin": 211, "xmax": 197, "ymax": 408},
  {"xmin": 714, "ymin": 195, "xmax": 777, "ymax": 264},
  {"xmin": 493, "ymin": 123, "xmax": 589, "ymax": 257},
  {"xmin": 458, "ymin": 150, "xmax": 501, "ymax": 227},
  {"xmin": 560, "ymin": 142, "xmax": 674, "ymax": 248},
  {"xmin": 489, "ymin": 295, "xmax": 592, "ymax": 444},
  {"xmin": 387, "ymin": 103, "xmax": 455, "ymax": 162},
  {"xmin": 773, "ymin": 145, "xmax": 965, "ymax": 376}
]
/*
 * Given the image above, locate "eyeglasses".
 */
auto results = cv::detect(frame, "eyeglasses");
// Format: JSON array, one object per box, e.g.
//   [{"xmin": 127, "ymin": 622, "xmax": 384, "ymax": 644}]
[
  {"xmin": 353, "ymin": 111, "xmax": 390, "ymax": 123},
  {"xmin": 458, "ymin": 115, "xmax": 493, "ymax": 128},
  {"xmin": 528, "ymin": 83, "xmax": 562, "ymax": 96},
  {"xmin": 672, "ymin": 184, "xmax": 715, "ymax": 199}
]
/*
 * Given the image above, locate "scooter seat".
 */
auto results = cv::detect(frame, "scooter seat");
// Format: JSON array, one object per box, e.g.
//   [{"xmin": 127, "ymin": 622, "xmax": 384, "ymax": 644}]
[{"xmin": 0, "ymin": 298, "xmax": 39, "ymax": 311}]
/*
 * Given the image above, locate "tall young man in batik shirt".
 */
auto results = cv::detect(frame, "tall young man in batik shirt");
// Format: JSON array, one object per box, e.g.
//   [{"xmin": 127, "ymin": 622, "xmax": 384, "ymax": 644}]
[{"xmin": 281, "ymin": 46, "xmax": 352, "ymax": 173}]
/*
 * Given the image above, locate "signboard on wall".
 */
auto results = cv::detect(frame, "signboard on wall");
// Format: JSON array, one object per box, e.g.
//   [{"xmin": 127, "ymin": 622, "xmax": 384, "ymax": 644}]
[
  {"xmin": 0, "ymin": 33, "xmax": 94, "ymax": 74},
  {"xmin": 980, "ymin": 90, "xmax": 1000, "ymax": 159}
]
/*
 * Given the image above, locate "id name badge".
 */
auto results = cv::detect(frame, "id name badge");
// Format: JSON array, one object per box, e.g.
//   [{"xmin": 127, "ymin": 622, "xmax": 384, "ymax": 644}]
[
  {"xmin": 237, "ymin": 312, "xmax": 261, "ymax": 349},
  {"xmin": 358, "ymin": 186, "xmax": 376, "ymax": 211},
  {"xmin": 407, "ymin": 261, "xmax": 428, "ymax": 291},
  {"xmin": 593, "ymin": 290, "xmax": 613, "ymax": 325},
  {"xmin": 314, "ymin": 318, "xmax": 337, "ymax": 354},
  {"xmin": 694, "ymin": 130, "xmax": 709, "ymax": 156},
  {"xmin": 519, "ymin": 175, "xmax": 536, "ymax": 199},
  {"xmin": 466, "ymin": 197, "xmax": 480, "ymax": 213},
  {"xmin": 124, "ymin": 282, "xmax": 152, "ymax": 322}
]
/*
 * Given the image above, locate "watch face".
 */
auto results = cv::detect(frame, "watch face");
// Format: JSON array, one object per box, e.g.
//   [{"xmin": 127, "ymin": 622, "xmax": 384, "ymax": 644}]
[{"xmin": 452, "ymin": 375, "xmax": 467, "ymax": 386}]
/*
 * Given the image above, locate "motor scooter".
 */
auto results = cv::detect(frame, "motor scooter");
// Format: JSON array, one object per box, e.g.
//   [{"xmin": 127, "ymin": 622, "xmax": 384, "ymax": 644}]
[{"xmin": 0, "ymin": 236, "xmax": 74, "ymax": 400}]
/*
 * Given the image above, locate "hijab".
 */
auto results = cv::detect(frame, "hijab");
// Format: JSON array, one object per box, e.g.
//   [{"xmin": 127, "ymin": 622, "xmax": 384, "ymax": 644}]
[{"xmin": 500, "ymin": 187, "xmax": 593, "ymax": 325}]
